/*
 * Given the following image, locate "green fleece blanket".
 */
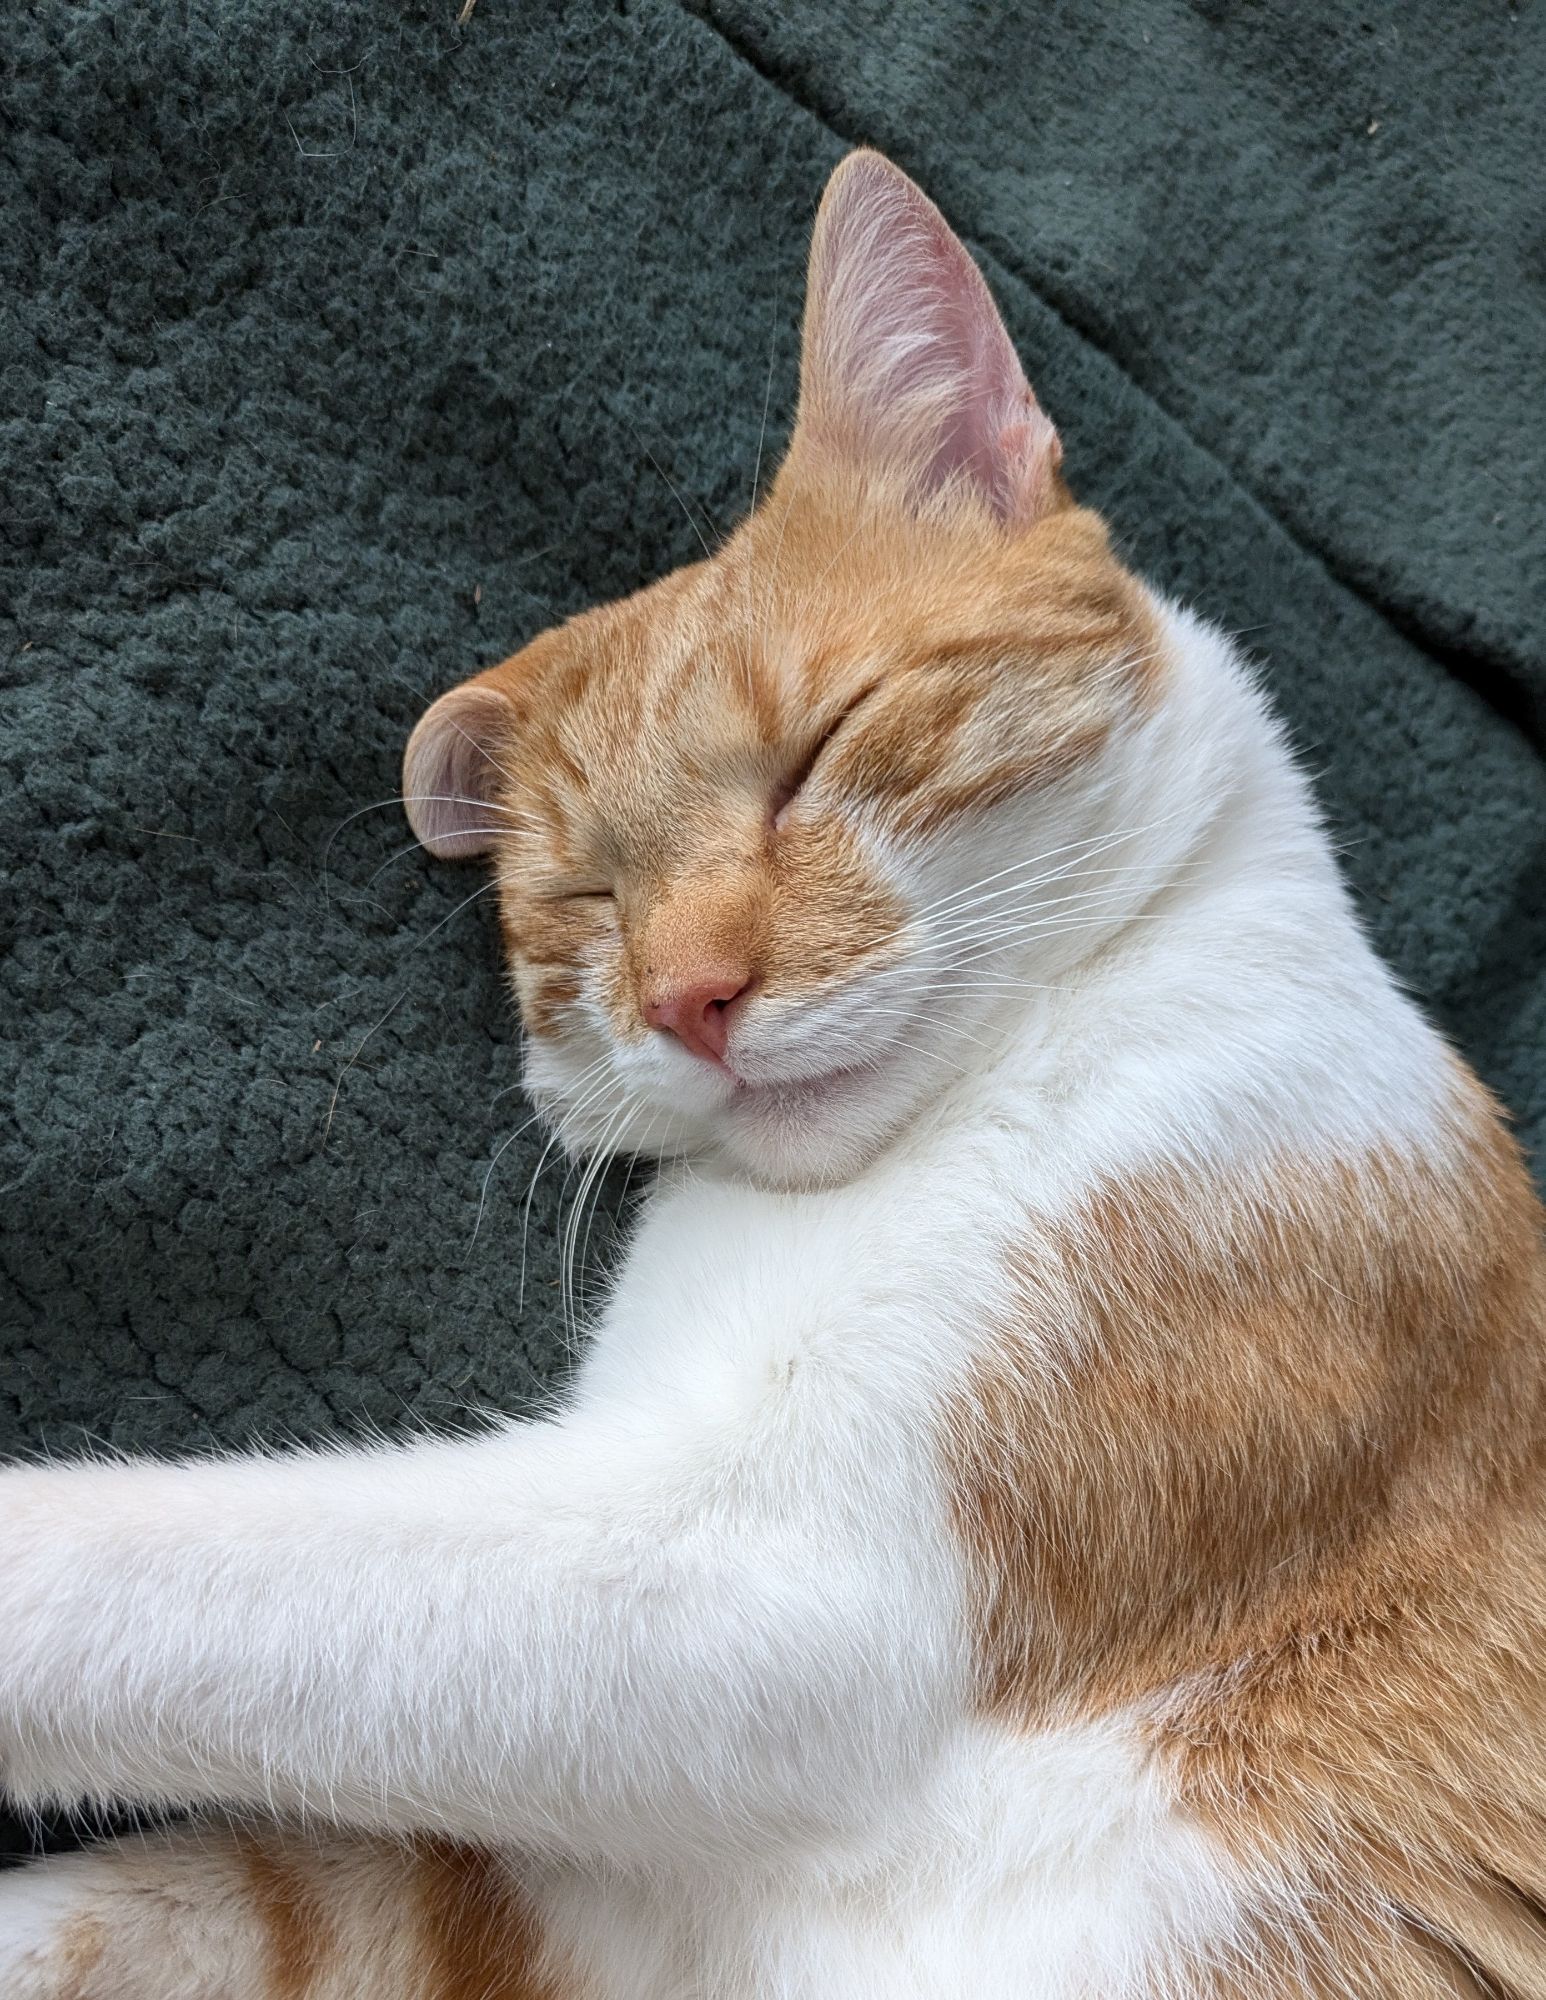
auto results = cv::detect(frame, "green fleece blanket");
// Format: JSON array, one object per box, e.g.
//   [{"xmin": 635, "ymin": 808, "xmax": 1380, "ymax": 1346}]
[{"xmin": 3, "ymin": 3, "xmax": 1542, "ymax": 1470}]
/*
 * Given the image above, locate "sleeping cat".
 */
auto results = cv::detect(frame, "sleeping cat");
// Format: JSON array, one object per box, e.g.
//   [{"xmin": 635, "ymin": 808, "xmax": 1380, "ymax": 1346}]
[{"xmin": 3, "ymin": 148, "xmax": 1545, "ymax": 1999}]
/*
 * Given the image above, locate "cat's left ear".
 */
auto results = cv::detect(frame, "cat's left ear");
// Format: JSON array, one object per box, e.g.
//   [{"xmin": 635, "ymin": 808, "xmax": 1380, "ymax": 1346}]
[
  {"xmin": 402, "ymin": 671, "xmax": 517, "ymax": 859},
  {"xmin": 792, "ymin": 149, "xmax": 1061, "ymax": 526}
]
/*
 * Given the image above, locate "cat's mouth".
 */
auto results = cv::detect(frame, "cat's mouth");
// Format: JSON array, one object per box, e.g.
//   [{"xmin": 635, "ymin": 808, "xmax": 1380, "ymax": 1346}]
[{"xmin": 726, "ymin": 1059, "xmax": 869, "ymax": 1112}]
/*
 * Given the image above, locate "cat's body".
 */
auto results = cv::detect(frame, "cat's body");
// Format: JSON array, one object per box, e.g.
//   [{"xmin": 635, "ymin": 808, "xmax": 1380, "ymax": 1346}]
[{"xmin": 3, "ymin": 152, "xmax": 1544, "ymax": 1999}]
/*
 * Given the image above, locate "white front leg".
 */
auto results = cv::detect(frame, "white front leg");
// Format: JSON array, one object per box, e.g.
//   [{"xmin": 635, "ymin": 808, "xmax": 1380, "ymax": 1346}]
[{"xmin": 0, "ymin": 1391, "xmax": 962, "ymax": 1871}]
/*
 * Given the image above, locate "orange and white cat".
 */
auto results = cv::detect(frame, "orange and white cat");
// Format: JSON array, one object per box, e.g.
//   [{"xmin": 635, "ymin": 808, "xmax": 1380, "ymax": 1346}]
[{"xmin": 3, "ymin": 150, "xmax": 1544, "ymax": 2000}]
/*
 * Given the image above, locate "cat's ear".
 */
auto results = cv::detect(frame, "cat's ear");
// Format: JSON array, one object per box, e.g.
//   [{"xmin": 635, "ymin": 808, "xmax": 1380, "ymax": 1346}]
[
  {"xmin": 402, "ymin": 673, "xmax": 516, "ymax": 859},
  {"xmin": 793, "ymin": 149, "xmax": 1061, "ymax": 525}
]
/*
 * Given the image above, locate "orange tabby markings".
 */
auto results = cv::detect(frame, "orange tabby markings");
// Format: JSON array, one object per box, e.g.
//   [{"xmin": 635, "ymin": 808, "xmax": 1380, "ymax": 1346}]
[
  {"xmin": 414, "ymin": 1841, "xmax": 571, "ymax": 2000},
  {"xmin": 240, "ymin": 1838, "xmax": 331, "ymax": 2000},
  {"xmin": 437, "ymin": 495, "xmax": 1156, "ymax": 1056},
  {"xmin": 55, "ymin": 1915, "xmax": 105, "ymax": 2000},
  {"xmin": 1192, "ymin": 1897, "xmax": 1501, "ymax": 1997}
]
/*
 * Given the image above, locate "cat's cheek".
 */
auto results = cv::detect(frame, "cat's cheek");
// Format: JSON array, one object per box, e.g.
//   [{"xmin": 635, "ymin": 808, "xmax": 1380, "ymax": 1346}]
[{"xmin": 514, "ymin": 970, "xmax": 586, "ymax": 1044}]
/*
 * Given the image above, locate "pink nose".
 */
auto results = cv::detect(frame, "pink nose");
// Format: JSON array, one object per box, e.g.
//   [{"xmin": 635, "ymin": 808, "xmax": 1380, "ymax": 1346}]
[{"xmin": 643, "ymin": 975, "xmax": 749, "ymax": 1066}]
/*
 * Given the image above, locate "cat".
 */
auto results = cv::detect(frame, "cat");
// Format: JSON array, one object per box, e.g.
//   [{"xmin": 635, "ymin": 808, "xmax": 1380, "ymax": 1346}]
[{"xmin": 2, "ymin": 146, "xmax": 1545, "ymax": 2000}]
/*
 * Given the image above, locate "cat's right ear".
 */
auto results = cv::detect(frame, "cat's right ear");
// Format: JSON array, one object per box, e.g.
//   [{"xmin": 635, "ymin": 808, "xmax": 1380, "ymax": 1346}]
[
  {"xmin": 402, "ymin": 673, "xmax": 517, "ymax": 860},
  {"xmin": 791, "ymin": 149, "xmax": 1061, "ymax": 526}
]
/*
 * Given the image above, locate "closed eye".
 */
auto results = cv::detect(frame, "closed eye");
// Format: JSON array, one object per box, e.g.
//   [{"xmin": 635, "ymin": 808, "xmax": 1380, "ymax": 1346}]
[
  {"xmin": 538, "ymin": 884, "xmax": 614, "ymax": 905},
  {"xmin": 772, "ymin": 682, "xmax": 881, "ymax": 824}
]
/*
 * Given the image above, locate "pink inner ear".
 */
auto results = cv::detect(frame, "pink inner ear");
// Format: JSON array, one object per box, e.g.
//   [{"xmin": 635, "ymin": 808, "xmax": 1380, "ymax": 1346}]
[
  {"xmin": 799, "ymin": 151, "xmax": 1060, "ymax": 525},
  {"xmin": 402, "ymin": 682, "xmax": 515, "ymax": 860}
]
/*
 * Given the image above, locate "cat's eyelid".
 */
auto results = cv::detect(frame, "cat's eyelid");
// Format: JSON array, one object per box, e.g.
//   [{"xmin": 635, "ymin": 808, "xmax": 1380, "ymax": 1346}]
[
  {"xmin": 779, "ymin": 680, "xmax": 883, "ymax": 810},
  {"xmin": 539, "ymin": 883, "xmax": 615, "ymax": 904}
]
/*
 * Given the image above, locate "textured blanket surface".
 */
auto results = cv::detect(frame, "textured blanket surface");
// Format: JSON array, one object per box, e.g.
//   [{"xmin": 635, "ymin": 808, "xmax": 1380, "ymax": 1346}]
[{"xmin": 4, "ymin": 0, "xmax": 1543, "ymax": 1479}]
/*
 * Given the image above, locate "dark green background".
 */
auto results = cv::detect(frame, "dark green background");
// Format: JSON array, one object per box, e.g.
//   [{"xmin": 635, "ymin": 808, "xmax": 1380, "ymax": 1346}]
[{"xmin": 3, "ymin": 0, "xmax": 1543, "ymax": 1469}]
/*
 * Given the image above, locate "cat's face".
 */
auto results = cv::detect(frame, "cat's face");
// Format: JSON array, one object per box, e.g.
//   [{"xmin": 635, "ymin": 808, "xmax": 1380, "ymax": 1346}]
[{"xmin": 405, "ymin": 152, "xmax": 1165, "ymax": 1187}]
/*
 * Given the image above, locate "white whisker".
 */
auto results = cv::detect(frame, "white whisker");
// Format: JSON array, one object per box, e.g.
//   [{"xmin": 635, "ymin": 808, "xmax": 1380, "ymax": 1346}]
[
  {"xmin": 411, "ymin": 877, "xmax": 503, "ymax": 951},
  {"xmin": 912, "ymin": 807, "xmax": 1194, "ymax": 929},
  {"xmin": 507, "ymin": 1059, "xmax": 619, "ymax": 1283},
  {"xmin": 628, "ymin": 420, "xmax": 715, "ymax": 564},
  {"xmin": 926, "ymin": 879, "xmax": 1169, "ymax": 957}
]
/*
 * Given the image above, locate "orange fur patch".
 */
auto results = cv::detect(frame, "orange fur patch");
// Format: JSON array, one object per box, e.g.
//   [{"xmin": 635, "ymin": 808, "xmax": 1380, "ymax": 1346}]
[
  {"xmin": 413, "ymin": 1841, "xmax": 572, "ymax": 2000},
  {"xmin": 56, "ymin": 1915, "xmax": 106, "ymax": 2000},
  {"xmin": 945, "ymin": 1073, "xmax": 1546, "ymax": 1990},
  {"xmin": 1192, "ymin": 1896, "xmax": 1512, "ymax": 1997},
  {"xmin": 240, "ymin": 1838, "xmax": 331, "ymax": 2000}
]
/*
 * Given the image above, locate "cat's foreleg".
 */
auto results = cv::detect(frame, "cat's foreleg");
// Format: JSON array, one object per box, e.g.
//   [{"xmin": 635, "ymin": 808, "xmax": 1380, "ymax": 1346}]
[{"xmin": 0, "ymin": 1411, "xmax": 958, "ymax": 1869}]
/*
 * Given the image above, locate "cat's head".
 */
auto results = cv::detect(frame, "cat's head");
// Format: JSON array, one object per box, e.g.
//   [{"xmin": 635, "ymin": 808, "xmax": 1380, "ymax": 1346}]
[{"xmin": 405, "ymin": 151, "xmax": 1177, "ymax": 1187}]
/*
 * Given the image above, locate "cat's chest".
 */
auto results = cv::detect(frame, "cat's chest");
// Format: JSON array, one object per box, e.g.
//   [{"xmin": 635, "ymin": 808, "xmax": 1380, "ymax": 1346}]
[{"xmin": 574, "ymin": 1141, "xmax": 1022, "ymax": 1419}]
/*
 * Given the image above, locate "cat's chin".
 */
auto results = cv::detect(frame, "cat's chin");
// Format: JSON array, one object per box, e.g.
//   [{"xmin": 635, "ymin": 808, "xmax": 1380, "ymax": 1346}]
[
  {"xmin": 528, "ymin": 1045, "xmax": 922, "ymax": 1190},
  {"xmin": 708, "ymin": 1065, "xmax": 902, "ymax": 1189}
]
